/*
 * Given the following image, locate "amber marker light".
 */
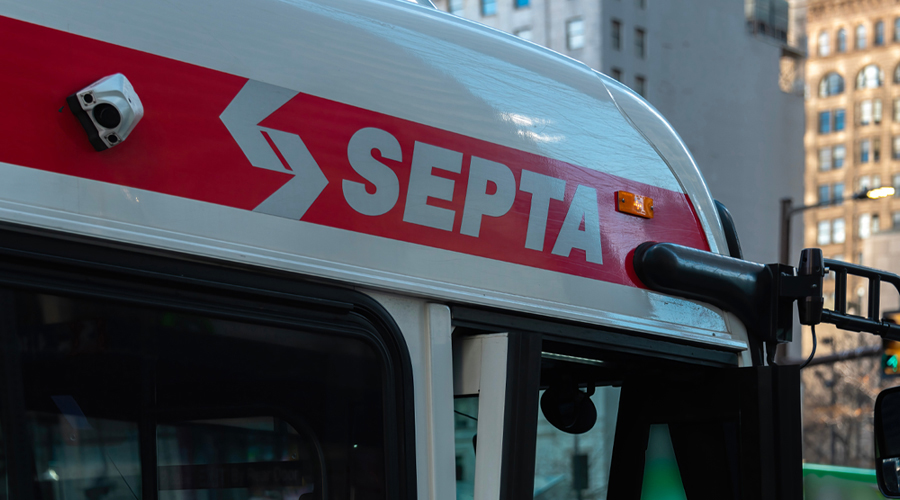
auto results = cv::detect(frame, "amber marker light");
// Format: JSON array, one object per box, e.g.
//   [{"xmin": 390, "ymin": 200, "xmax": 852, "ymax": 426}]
[{"xmin": 616, "ymin": 191, "xmax": 654, "ymax": 219}]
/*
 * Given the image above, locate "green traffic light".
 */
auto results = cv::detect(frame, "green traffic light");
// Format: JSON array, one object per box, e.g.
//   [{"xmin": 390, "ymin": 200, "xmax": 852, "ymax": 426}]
[{"xmin": 888, "ymin": 355, "xmax": 899, "ymax": 373}]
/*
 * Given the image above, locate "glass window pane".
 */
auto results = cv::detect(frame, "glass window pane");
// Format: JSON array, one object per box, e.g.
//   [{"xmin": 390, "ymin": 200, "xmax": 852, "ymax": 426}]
[
  {"xmin": 818, "ymin": 31, "xmax": 830, "ymax": 56},
  {"xmin": 857, "ymin": 24, "xmax": 867, "ymax": 49},
  {"xmin": 448, "ymin": 0, "xmax": 464, "ymax": 15},
  {"xmin": 454, "ymin": 397, "xmax": 478, "ymax": 498},
  {"xmin": 481, "ymin": 0, "xmax": 496, "ymax": 16},
  {"xmin": 567, "ymin": 18, "xmax": 585, "ymax": 50},
  {"xmin": 818, "ymin": 220, "xmax": 832, "ymax": 245},
  {"xmin": 834, "ymin": 183, "xmax": 844, "ymax": 202},
  {"xmin": 833, "ymin": 145, "xmax": 846, "ymax": 168},
  {"xmin": 819, "ymin": 111, "xmax": 831, "ymax": 133},
  {"xmin": 534, "ymin": 387, "xmax": 620, "ymax": 499},
  {"xmin": 818, "ymin": 185, "xmax": 830, "ymax": 204},
  {"xmin": 861, "ymin": 100, "xmax": 873, "ymax": 125},
  {"xmin": 877, "ymin": 21, "xmax": 885, "ymax": 45},
  {"xmin": 9, "ymin": 290, "xmax": 389, "ymax": 500},
  {"xmin": 611, "ymin": 20, "xmax": 621, "ymax": 50},
  {"xmin": 860, "ymin": 213, "xmax": 872, "ymax": 239},
  {"xmin": 819, "ymin": 147, "xmax": 833, "ymax": 170},
  {"xmin": 861, "ymin": 140, "xmax": 871, "ymax": 163},
  {"xmin": 157, "ymin": 417, "xmax": 317, "ymax": 499},
  {"xmin": 833, "ymin": 218, "xmax": 846, "ymax": 244},
  {"xmin": 838, "ymin": 28, "xmax": 847, "ymax": 51},
  {"xmin": 834, "ymin": 109, "xmax": 845, "ymax": 131}
]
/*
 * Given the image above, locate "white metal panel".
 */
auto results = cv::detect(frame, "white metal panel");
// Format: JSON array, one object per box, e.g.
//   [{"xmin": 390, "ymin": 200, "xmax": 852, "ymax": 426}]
[
  {"xmin": 0, "ymin": 0, "xmax": 685, "ymax": 193},
  {"xmin": 0, "ymin": 162, "xmax": 745, "ymax": 350}
]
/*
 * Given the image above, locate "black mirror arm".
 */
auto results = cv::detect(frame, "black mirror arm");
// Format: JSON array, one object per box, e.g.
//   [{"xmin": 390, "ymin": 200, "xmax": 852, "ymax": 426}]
[{"xmin": 633, "ymin": 243, "xmax": 824, "ymax": 361}]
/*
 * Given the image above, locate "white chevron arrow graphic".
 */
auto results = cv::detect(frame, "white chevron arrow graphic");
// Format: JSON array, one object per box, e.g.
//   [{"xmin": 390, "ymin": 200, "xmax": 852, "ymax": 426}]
[{"xmin": 220, "ymin": 79, "xmax": 329, "ymax": 220}]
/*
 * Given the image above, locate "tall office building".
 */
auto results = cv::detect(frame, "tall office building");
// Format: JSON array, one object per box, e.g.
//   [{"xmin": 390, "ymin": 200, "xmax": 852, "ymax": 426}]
[
  {"xmin": 432, "ymin": 0, "xmax": 804, "ymax": 267},
  {"xmin": 802, "ymin": 0, "xmax": 900, "ymax": 466}
]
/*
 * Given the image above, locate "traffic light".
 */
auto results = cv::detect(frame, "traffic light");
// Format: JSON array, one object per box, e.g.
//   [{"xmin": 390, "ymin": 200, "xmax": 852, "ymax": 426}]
[{"xmin": 883, "ymin": 339, "xmax": 900, "ymax": 377}]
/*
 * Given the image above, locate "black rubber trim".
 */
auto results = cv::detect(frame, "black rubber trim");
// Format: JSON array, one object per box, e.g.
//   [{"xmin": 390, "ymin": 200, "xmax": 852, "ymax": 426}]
[
  {"xmin": 0, "ymin": 223, "xmax": 417, "ymax": 500},
  {"xmin": 67, "ymin": 94, "xmax": 108, "ymax": 152},
  {"xmin": 715, "ymin": 199, "xmax": 743, "ymax": 259},
  {"xmin": 451, "ymin": 306, "xmax": 740, "ymax": 368},
  {"xmin": 498, "ymin": 331, "xmax": 542, "ymax": 500}
]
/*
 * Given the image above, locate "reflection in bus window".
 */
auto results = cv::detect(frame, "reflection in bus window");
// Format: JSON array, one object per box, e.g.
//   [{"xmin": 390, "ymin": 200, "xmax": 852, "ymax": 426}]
[
  {"xmin": 533, "ymin": 387, "xmax": 620, "ymax": 499},
  {"xmin": 158, "ymin": 417, "xmax": 317, "ymax": 499},
  {"xmin": 6, "ymin": 290, "xmax": 388, "ymax": 500},
  {"xmin": 454, "ymin": 396, "xmax": 478, "ymax": 500},
  {"xmin": 30, "ymin": 410, "xmax": 141, "ymax": 500}
]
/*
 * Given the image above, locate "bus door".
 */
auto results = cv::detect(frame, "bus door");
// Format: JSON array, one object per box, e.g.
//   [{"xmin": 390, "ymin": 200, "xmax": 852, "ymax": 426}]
[{"xmin": 449, "ymin": 307, "xmax": 802, "ymax": 500}]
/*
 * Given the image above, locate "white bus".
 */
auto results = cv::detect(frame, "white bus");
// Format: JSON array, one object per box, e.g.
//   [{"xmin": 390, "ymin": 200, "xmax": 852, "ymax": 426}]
[{"xmin": 3, "ymin": 1, "xmax": 900, "ymax": 499}]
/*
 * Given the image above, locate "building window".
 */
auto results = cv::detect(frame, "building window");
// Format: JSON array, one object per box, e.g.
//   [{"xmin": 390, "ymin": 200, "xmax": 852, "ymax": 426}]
[
  {"xmin": 894, "ymin": 64, "xmax": 900, "ymax": 83},
  {"xmin": 894, "ymin": 136, "xmax": 900, "ymax": 159},
  {"xmin": 515, "ymin": 0, "xmax": 529, "ymax": 7},
  {"xmin": 860, "ymin": 175, "xmax": 872, "ymax": 191},
  {"xmin": 481, "ymin": 0, "xmax": 496, "ymax": 16},
  {"xmin": 819, "ymin": 72, "xmax": 845, "ymax": 97},
  {"xmin": 819, "ymin": 110, "xmax": 831, "ymax": 133},
  {"xmin": 818, "ymin": 31, "xmax": 830, "ymax": 56},
  {"xmin": 611, "ymin": 20, "xmax": 622, "ymax": 51},
  {"xmin": 818, "ymin": 219, "xmax": 832, "ymax": 245},
  {"xmin": 515, "ymin": 28, "xmax": 533, "ymax": 41},
  {"xmin": 860, "ymin": 100, "xmax": 873, "ymax": 125},
  {"xmin": 635, "ymin": 28, "xmax": 646, "ymax": 58},
  {"xmin": 861, "ymin": 139, "xmax": 872, "ymax": 163},
  {"xmin": 857, "ymin": 24, "xmax": 867, "ymax": 49},
  {"xmin": 818, "ymin": 184, "xmax": 830, "ymax": 204},
  {"xmin": 857, "ymin": 64, "xmax": 884, "ymax": 89},
  {"xmin": 611, "ymin": 67, "xmax": 623, "ymax": 82},
  {"xmin": 859, "ymin": 99, "xmax": 883, "ymax": 125},
  {"xmin": 833, "ymin": 145, "xmax": 846, "ymax": 168},
  {"xmin": 876, "ymin": 21, "xmax": 885, "ymax": 45},
  {"xmin": 819, "ymin": 147, "xmax": 833, "ymax": 170},
  {"xmin": 448, "ymin": 0, "xmax": 464, "ymax": 15},
  {"xmin": 893, "ymin": 211, "xmax": 900, "ymax": 228},
  {"xmin": 838, "ymin": 28, "xmax": 847, "ymax": 52},
  {"xmin": 895, "ymin": 98, "xmax": 900, "ymax": 122},
  {"xmin": 834, "ymin": 182, "xmax": 845, "ymax": 202},
  {"xmin": 896, "ymin": 17, "xmax": 900, "ymax": 42},
  {"xmin": 875, "ymin": 138, "xmax": 882, "ymax": 161},
  {"xmin": 834, "ymin": 109, "xmax": 846, "ymax": 131},
  {"xmin": 833, "ymin": 218, "xmax": 846, "ymax": 243},
  {"xmin": 860, "ymin": 213, "xmax": 872, "ymax": 239},
  {"xmin": 567, "ymin": 18, "xmax": 585, "ymax": 50},
  {"xmin": 634, "ymin": 75, "xmax": 646, "ymax": 96},
  {"xmin": 875, "ymin": 174, "xmax": 883, "ymax": 187}
]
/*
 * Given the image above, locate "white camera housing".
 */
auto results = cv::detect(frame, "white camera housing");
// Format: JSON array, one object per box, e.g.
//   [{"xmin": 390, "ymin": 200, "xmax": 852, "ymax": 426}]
[{"xmin": 67, "ymin": 73, "xmax": 144, "ymax": 151}]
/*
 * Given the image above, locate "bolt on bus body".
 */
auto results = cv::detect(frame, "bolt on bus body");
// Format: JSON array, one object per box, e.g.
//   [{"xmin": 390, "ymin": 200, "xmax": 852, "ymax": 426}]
[{"xmin": 2, "ymin": 1, "xmax": 900, "ymax": 499}]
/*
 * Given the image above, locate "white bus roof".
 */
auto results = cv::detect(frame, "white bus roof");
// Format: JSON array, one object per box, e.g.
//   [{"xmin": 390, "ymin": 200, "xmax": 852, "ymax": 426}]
[{"xmin": 0, "ymin": 0, "xmax": 744, "ymax": 351}]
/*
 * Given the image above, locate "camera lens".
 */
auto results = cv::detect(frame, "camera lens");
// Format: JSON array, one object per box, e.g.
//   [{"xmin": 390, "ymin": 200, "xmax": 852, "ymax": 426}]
[
  {"xmin": 107, "ymin": 134, "xmax": 119, "ymax": 144},
  {"xmin": 92, "ymin": 104, "xmax": 121, "ymax": 129},
  {"xmin": 82, "ymin": 94, "xmax": 94, "ymax": 104}
]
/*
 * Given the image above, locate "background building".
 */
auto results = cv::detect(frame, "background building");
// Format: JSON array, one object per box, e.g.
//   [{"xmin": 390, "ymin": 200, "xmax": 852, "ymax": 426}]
[
  {"xmin": 803, "ymin": 0, "xmax": 900, "ymax": 467},
  {"xmin": 432, "ymin": 0, "xmax": 805, "ymax": 267}
]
